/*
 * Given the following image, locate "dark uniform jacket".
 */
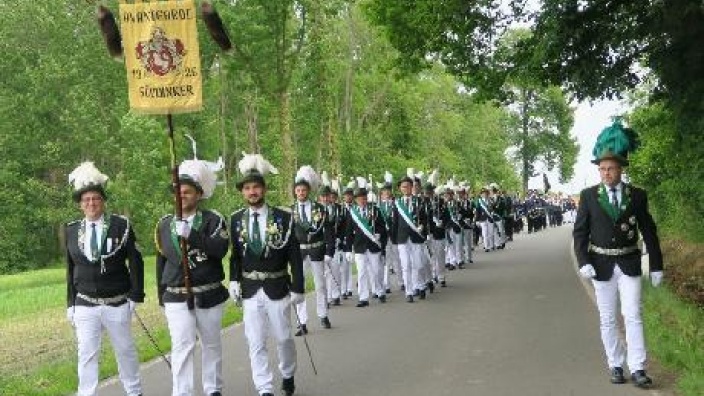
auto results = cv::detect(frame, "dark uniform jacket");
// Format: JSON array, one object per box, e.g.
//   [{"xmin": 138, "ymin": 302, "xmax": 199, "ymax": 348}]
[
  {"xmin": 343, "ymin": 204, "xmax": 388, "ymax": 254},
  {"xmin": 391, "ymin": 195, "xmax": 427, "ymax": 244},
  {"xmin": 66, "ymin": 214, "xmax": 144, "ymax": 307},
  {"xmin": 155, "ymin": 210, "xmax": 229, "ymax": 308},
  {"xmin": 290, "ymin": 200, "xmax": 335, "ymax": 261},
  {"xmin": 444, "ymin": 200, "xmax": 464, "ymax": 234},
  {"xmin": 426, "ymin": 196, "xmax": 448, "ymax": 240},
  {"xmin": 229, "ymin": 206, "xmax": 304, "ymax": 300},
  {"xmin": 474, "ymin": 197, "xmax": 494, "ymax": 222},
  {"xmin": 458, "ymin": 197, "xmax": 474, "ymax": 229},
  {"xmin": 573, "ymin": 184, "xmax": 663, "ymax": 281}
]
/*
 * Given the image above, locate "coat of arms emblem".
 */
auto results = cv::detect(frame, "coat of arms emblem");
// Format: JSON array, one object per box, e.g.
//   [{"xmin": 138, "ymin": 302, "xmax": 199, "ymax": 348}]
[{"xmin": 135, "ymin": 27, "xmax": 186, "ymax": 76}]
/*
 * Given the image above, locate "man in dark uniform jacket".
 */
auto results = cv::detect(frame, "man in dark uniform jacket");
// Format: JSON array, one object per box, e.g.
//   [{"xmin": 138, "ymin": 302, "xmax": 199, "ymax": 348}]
[
  {"xmin": 344, "ymin": 179, "xmax": 389, "ymax": 306},
  {"xmin": 229, "ymin": 154, "xmax": 304, "ymax": 396},
  {"xmin": 426, "ymin": 184, "xmax": 449, "ymax": 285},
  {"xmin": 457, "ymin": 185, "xmax": 475, "ymax": 265},
  {"xmin": 391, "ymin": 174, "xmax": 429, "ymax": 302},
  {"xmin": 65, "ymin": 162, "xmax": 144, "ymax": 396},
  {"xmin": 291, "ymin": 166, "xmax": 335, "ymax": 335},
  {"xmin": 155, "ymin": 160, "xmax": 229, "ymax": 396},
  {"xmin": 573, "ymin": 120, "xmax": 663, "ymax": 388}
]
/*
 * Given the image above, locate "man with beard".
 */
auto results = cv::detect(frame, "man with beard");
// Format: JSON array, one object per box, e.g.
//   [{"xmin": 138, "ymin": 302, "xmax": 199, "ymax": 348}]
[
  {"xmin": 229, "ymin": 153, "xmax": 304, "ymax": 396},
  {"xmin": 156, "ymin": 159, "xmax": 229, "ymax": 396}
]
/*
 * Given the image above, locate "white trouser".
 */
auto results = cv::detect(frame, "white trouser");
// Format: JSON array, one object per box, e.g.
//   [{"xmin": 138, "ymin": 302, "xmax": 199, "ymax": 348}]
[
  {"xmin": 592, "ymin": 266, "xmax": 646, "ymax": 373},
  {"xmin": 420, "ymin": 243, "xmax": 432, "ymax": 286},
  {"xmin": 74, "ymin": 303, "xmax": 142, "ymax": 396},
  {"xmin": 430, "ymin": 238, "xmax": 446, "ymax": 281},
  {"xmin": 385, "ymin": 244, "xmax": 403, "ymax": 289},
  {"xmin": 481, "ymin": 220, "xmax": 495, "ymax": 250},
  {"xmin": 296, "ymin": 256, "xmax": 328, "ymax": 323},
  {"xmin": 243, "ymin": 289, "xmax": 297, "ymax": 395},
  {"xmin": 164, "ymin": 301, "xmax": 224, "ymax": 396},
  {"xmin": 397, "ymin": 242, "xmax": 424, "ymax": 295},
  {"xmin": 355, "ymin": 251, "xmax": 384, "ymax": 300},
  {"xmin": 462, "ymin": 228, "xmax": 473, "ymax": 262},
  {"xmin": 494, "ymin": 219, "xmax": 505, "ymax": 246},
  {"xmin": 326, "ymin": 251, "xmax": 342, "ymax": 300},
  {"xmin": 339, "ymin": 251, "xmax": 353, "ymax": 294},
  {"xmin": 446, "ymin": 230, "xmax": 463, "ymax": 266}
]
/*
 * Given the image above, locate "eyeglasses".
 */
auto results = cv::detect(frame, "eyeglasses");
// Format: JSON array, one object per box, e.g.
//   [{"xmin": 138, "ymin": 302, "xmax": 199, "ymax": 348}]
[{"xmin": 81, "ymin": 197, "xmax": 104, "ymax": 203}]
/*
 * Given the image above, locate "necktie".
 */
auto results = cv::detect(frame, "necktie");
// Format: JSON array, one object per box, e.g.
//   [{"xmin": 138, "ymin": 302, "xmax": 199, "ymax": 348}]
[
  {"xmin": 610, "ymin": 187, "xmax": 619, "ymax": 211},
  {"xmin": 300, "ymin": 203, "xmax": 309, "ymax": 224},
  {"xmin": 90, "ymin": 223, "xmax": 99, "ymax": 260},
  {"xmin": 405, "ymin": 197, "xmax": 410, "ymax": 210},
  {"xmin": 251, "ymin": 212, "xmax": 262, "ymax": 253}
]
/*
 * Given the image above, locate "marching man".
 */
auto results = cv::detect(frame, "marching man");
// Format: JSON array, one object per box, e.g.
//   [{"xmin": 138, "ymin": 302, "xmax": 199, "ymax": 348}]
[
  {"xmin": 391, "ymin": 171, "xmax": 428, "ymax": 302},
  {"xmin": 291, "ymin": 166, "xmax": 335, "ymax": 335},
  {"xmin": 344, "ymin": 177, "xmax": 388, "ymax": 306},
  {"xmin": 457, "ymin": 183, "xmax": 475, "ymax": 265},
  {"xmin": 155, "ymin": 159, "xmax": 229, "ymax": 396},
  {"xmin": 377, "ymin": 172, "xmax": 402, "ymax": 294},
  {"xmin": 65, "ymin": 162, "xmax": 144, "ymax": 396},
  {"xmin": 574, "ymin": 120, "xmax": 663, "ymax": 388},
  {"xmin": 475, "ymin": 187, "xmax": 496, "ymax": 252},
  {"xmin": 443, "ymin": 181, "xmax": 465, "ymax": 270},
  {"xmin": 229, "ymin": 153, "xmax": 304, "ymax": 396}
]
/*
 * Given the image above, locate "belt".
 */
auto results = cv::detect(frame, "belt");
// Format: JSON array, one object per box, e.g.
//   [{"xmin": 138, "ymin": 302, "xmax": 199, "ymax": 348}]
[
  {"xmin": 242, "ymin": 270, "xmax": 288, "ymax": 281},
  {"xmin": 589, "ymin": 245, "xmax": 639, "ymax": 256},
  {"xmin": 77, "ymin": 293, "xmax": 128, "ymax": 305},
  {"xmin": 166, "ymin": 282, "xmax": 222, "ymax": 294},
  {"xmin": 300, "ymin": 241, "xmax": 324, "ymax": 250}
]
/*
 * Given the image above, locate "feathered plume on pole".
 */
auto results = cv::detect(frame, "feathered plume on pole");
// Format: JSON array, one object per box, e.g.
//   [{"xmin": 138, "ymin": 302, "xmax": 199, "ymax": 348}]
[
  {"xmin": 201, "ymin": 1, "xmax": 233, "ymax": 52},
  {"xmin": 96, "ymin": 5, "xmax": 123, "ymax": 60}
]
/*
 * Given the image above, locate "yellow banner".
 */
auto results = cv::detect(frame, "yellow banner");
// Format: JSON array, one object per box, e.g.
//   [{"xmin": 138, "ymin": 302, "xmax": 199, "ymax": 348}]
[{"xmin": 119, "ymin": 0, "xmax": 202, "ymax": 114}]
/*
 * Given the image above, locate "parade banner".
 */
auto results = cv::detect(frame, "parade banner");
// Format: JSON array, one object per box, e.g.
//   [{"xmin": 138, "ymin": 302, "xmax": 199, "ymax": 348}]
[{"xmin": 119, "ymin": 0, "xmax": 202, "ymax": 114}]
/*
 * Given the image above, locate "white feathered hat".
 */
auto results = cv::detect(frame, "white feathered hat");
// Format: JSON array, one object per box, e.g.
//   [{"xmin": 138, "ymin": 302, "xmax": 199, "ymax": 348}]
[
  {"xmin": 425, "ymin": 169, "xmax": 439, "ymax": 190},
  {"xmin": 376, "ymin": 170, "xmax": 393, "ymax": 190},
  {"xmin": 353, "ymin": 176, "xmax": 369, "ymax": 197},
  {"xmin": 294, "ymin": 165, "xmax": 321, "ymax": 191},
  {"xmin": 178, "ymin": 159, "xmax": 217, "ymax": 199},
  {"xmin": 331, "ymin": 175, "xmax": 341, "ymax": 195},
  {"xmin": 69, "ymin": 161, "xmax": 109, "ymax": 202},
  {"xmin": 236, "ymin": 152, "xmax": 279, "ymax": 190}
]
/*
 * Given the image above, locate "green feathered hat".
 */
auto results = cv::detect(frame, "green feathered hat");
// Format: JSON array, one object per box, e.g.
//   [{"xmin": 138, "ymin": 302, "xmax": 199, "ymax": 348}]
[{"xmin": 591, "ymin": 118, "xmax": 639, "ymax": 166}]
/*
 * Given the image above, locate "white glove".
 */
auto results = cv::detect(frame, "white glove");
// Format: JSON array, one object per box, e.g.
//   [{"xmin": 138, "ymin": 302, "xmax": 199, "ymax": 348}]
[
  {"xmin": 579, "ymin": 264, "xmax": 597, "ymax": 279},
  {"xmin": 650, "ymin": 271, "xmax": 664, "ymax": 287},
  {"xmin": 229, "ymin": 281, "xmax": 241, "ymax": 301},
  {"xmin": 175, "ymin": 220, "xmax": 191, "ymax": 238},
  {"xmin": 128, "ymin": 300, "xmax": 137, "ymax": 313},
  {"xmin": 66, "ymin": 307, "xmax": 75, "ymax": 325},
  {"xmin": 324, "ymin": 255, "xmax": 333, "ymax": 264},
  {"xmin": 290, "ymin": 292, "xmax": 305, "ymax": 305},
  {"xmin": 345, "ymin": 252, "xmax": 354, "ymax": 263}
]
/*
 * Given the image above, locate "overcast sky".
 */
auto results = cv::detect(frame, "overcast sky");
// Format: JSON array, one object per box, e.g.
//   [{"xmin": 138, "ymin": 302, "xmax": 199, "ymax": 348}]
[{"xmin": 526, "ymin": 98, "xmax": 630, "ymax": 195}]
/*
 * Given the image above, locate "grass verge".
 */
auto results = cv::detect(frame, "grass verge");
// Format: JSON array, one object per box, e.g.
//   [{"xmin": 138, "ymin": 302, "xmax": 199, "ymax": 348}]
[{"xmin": 643, "ymin": 283, "xmax": 704, "ymax": 395}]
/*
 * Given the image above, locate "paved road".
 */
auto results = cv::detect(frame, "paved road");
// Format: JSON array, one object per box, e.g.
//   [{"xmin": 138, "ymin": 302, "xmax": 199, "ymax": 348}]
[{"xmin": 100, "ymin": 226, "xmax": 672, "ymax": 396}]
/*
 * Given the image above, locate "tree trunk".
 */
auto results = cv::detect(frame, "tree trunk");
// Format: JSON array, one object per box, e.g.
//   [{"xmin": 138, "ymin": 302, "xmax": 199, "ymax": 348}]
[{"xmin": 521, "ymin": 88, "xmax": 530, "ymax": 195}]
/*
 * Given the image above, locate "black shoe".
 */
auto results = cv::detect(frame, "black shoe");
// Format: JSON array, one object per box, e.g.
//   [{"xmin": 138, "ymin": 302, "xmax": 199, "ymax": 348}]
[
  {"xmin": 400, "ymin": 285, "xmax": 406, "ymax": 292},
  {"xmin": 447, "ymin": 264, "xmax": 455, "ymax": 271},
  {"xmin": 320, "ymin": 316, "xmax": 331, "ymax": 329},
  {"xmin": 413, "ymin": 289, "xmax": 420, "ymax": 296},
  {"xmin": 469, "ymin": 259, "xmax": 474, "ymax": 263},
  {"xmin": 440, "ymin": 280, "xmax": 447, "ymax": 287},
  {"xmin": 458, "ymin": 262, "xmax": 466, "ymax": 269},
  {"xmin": 379, "ymin": 295, "xmax": 387, "ymax": 303},
  {"xmin": 385, "ymin": 288, "xmax": 392, "ymax": 294},
  {"xmin": 373, "ymin": 294, "xmax": 379, "ymax": 299},
  {"xmin": 610, "ymin": 367, "xmax": 626, "ymax": 384},
  {"xmin": 342, "ymin": 293, "xmax": 348, "ymax": 300},
  {"xmin": 406, "ymin": 295, "xmax": 414, "ymax": 303},
  {"xmin": 433, "ymin": 276, "xmax": 439, "ymax": 283},
  {"xmin": 294, "ymin": 324, "xmax": 308, "ymax": 337},
  {"xmin": 282, "ymin": 376, "xmax": 295, "ymax": 396},
  {"xmin": 262, "ymin": 394, "xmax": 274, "ymax": 396},
  {"xmin": 445, "ymin": 263, "xmax": 452, "ymax": 270},
  {"xmin": 427, "ymin": 282, "xmax": 434, "ymax": 293},
  {"xmin": 485, "ymin": 249, "xmax": 490, "ymax": 253},
  {"xmin": 356, "ymin": 300, "xmax": 369, "ymax": 307},
  {"xmin": 210, "ymin": 392, "xmax": 222, "ymax": 396},
  {"xmin": 419, "ymin": 290, "xmax": 426, "ymax": 300},
  {"xmin": 631, "ymin": 370, "xmax": 652, "ymax": 388},
  {"xmin": 332, "ymin": 298, "xmax": 341, "ymax": 306}
]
